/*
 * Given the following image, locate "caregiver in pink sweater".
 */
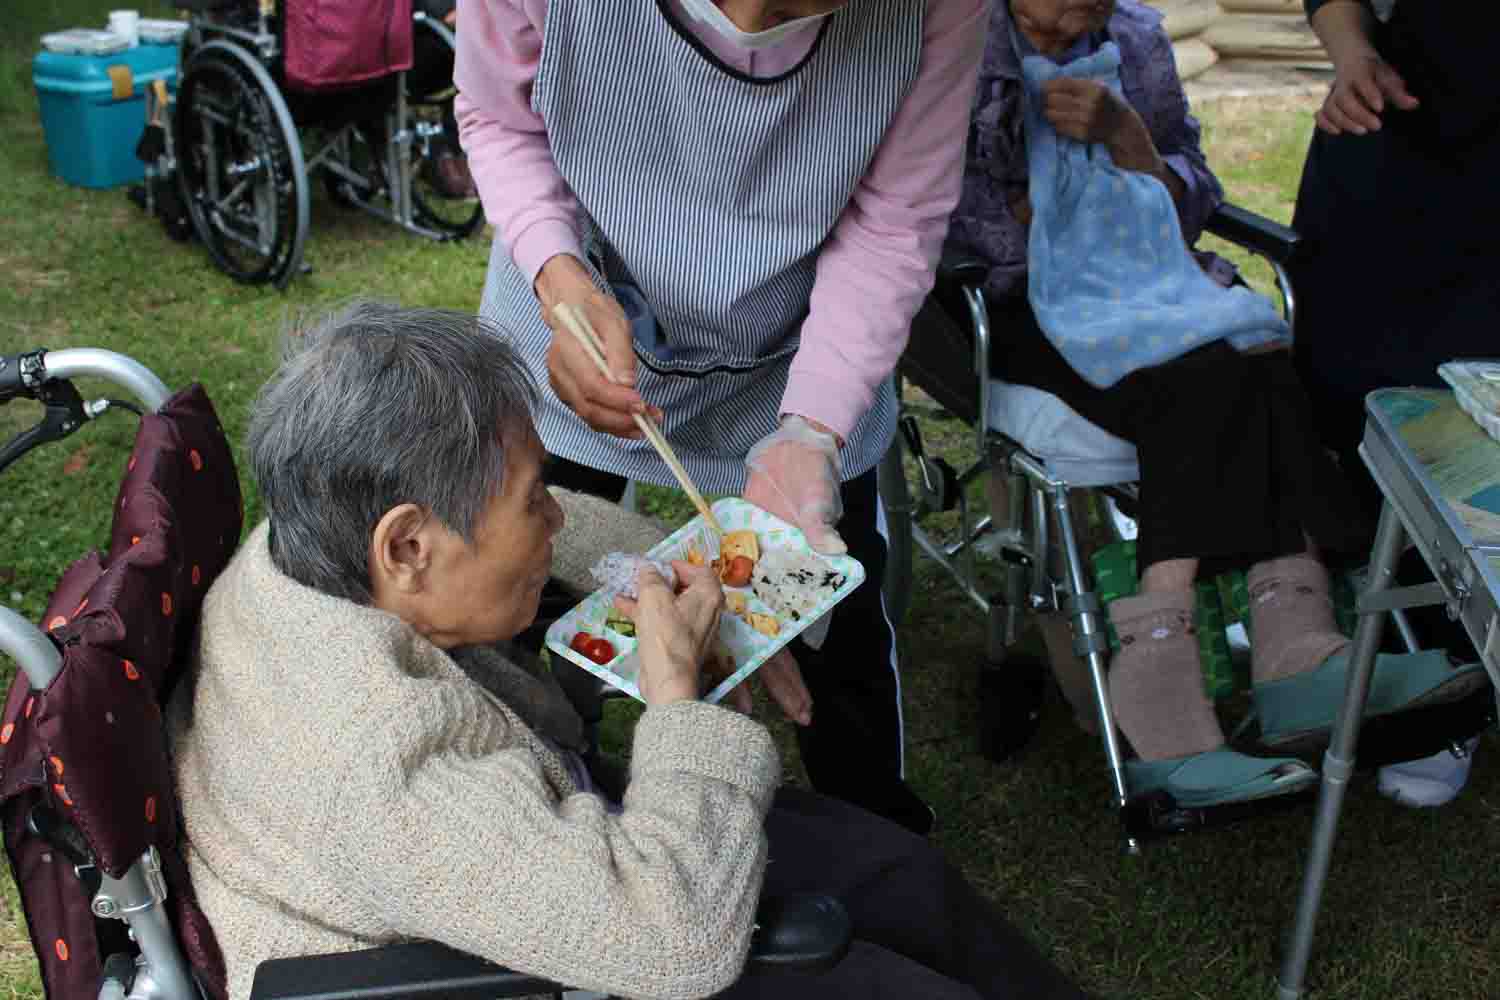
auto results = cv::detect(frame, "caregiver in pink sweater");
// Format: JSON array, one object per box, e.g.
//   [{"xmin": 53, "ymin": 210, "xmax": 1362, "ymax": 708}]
[{"xmin": 455, "ymin": 0, "xmax": 985, "ymax": 835}]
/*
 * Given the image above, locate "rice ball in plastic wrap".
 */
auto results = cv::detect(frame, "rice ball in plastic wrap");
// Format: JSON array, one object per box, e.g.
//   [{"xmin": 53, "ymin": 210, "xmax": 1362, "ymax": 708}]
[{"xmin": 590, "ymin": 553, "xmax": 677, "ymax": 598}]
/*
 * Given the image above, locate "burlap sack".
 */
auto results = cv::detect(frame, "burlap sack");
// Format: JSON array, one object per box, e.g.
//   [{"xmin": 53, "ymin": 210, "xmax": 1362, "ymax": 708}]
[
  {"xmin": 1173, "ymin": 36, "xmax": 1219, "ymax": 80},
  {"xmin": 1203, "ymin": 14, "xmax": 1326, "ymax": 58},
  {"xmin": 1216, "ymin": 0, "xmax": 1303, "ymax": 14},
  {"xmin": 1150, "ymin": 0, "xmax": 1221, "ymax": 40}
]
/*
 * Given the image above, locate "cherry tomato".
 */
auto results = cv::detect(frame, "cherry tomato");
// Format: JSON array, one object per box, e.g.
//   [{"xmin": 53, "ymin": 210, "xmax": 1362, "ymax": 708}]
[
  {"xmin": 722, "ymin": 555, "xmax": 754, "ymax": 588},
  {"xmin": 570, "ymin": 631, "xmax": 593, "ymax": 654},
  {"xmin": 582, "ymin": 637, "xmax": 616, "ymax": 665}
]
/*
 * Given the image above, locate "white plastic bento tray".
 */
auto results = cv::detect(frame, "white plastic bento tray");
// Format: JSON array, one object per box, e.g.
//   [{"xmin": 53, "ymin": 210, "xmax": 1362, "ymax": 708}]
[{"xmin": 545, "ymin": 497, "xmax": 865, "ymax": 704}]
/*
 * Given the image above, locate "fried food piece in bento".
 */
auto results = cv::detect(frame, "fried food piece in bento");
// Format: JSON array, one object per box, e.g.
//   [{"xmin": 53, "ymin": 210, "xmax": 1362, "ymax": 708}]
[
  {"xmin": 748, "ymin": 612, "xmax": 780, "ymax": 637},
  {"xmin": 720, "ymin": 530, "xmax": 760, "ymax": 564}
]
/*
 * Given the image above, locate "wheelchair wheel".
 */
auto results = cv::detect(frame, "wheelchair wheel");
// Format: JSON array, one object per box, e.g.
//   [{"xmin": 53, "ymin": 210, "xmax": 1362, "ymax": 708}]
[
  {"xmin": 405, "ymin": 14, "xmax": 483, "ymax": 239},
  {"xmin": 174, "ymin": 41, "xmax": 310, "ymax": 288}
]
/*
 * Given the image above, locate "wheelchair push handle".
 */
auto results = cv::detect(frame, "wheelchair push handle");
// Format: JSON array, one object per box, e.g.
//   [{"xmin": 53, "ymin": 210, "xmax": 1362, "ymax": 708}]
[
  {"xmin": 0, "ymin": 349, "xmax": 172, "ymax": 476},
  {"xmin": 0, "ymin": 350, "xmax": 40, "ymax": 404}
]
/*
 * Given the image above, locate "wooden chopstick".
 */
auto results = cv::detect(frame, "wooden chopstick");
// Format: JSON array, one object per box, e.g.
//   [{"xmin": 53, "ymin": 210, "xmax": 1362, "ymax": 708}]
[{"xmin": 551, "ymin": 303, "xmax": 725, "ymax": 536}]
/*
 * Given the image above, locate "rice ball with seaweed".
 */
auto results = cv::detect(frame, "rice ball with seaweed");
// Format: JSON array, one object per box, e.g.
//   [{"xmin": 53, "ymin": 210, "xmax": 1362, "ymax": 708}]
[{"xmin": 751, "ymin": 548, "xmax": 848, "ymax": 625}]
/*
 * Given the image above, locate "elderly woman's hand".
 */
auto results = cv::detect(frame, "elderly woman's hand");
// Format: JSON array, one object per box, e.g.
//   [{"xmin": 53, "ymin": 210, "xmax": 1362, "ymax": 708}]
[
  {"xmin": 614, "ymin": 561, "xmax": 723, "ymax": 706},
  {"xmin": 1041, "ymin": 78, "xmax": 1159, "ymax": 173}
]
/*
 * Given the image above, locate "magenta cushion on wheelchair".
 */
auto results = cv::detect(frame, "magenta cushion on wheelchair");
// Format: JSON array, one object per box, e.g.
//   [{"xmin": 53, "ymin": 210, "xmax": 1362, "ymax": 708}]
[
  {"xmin": 0, "ymin": 384, "xmax": 239, "ymax": 1000},
  {"xmin": 985, "ymin": 379, "xmax": 1139, "ymax": 487},
  {"xmin": 284, "ymin": 0, "xmax": 415, "ymax": 91}
]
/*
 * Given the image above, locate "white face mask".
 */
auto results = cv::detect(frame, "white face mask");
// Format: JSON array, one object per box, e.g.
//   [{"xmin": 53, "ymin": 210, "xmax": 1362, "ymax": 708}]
[{"xmin": 677, "ymin": 0, "xmax": 835, "ymax": 50}]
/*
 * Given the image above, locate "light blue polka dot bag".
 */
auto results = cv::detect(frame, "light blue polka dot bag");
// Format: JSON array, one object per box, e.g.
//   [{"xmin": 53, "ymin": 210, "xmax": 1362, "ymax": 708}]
[{"xmin": 1021, "ymin": 43, "xmax": 1287, "ymax": 389}]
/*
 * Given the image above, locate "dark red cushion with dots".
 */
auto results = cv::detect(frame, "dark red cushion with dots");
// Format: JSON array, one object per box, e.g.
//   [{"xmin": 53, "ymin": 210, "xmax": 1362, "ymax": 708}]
[{"xmin": 1, "ymin": 384, "xmax": 239, "ymax": 1000}]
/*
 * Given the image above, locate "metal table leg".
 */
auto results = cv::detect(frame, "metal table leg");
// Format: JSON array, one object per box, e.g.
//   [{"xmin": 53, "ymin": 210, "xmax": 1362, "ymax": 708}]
[{"xmin": 1276, "ymin": 501, "xmax": 1407, "ymax": 999}]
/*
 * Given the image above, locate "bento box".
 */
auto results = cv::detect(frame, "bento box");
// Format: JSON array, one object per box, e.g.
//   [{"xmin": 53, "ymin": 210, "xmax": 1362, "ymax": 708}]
[
  {"xmin": 545, "ymin": 498, "xmax": 865, "ymax": 704},
  {"xmin": 1438, "ymin": 360, "xmax": 1500, "ymax": 445}
]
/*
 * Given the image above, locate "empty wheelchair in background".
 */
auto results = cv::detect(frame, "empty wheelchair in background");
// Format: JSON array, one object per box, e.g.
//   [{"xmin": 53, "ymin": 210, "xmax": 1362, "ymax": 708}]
[
  {"xmin": 0, "ymin": 347, "xmax": 848, "ymax": 1000},
  {"xmin": 159, "ymin": 0, "xmax": 482, "ymax": 288},
  {"xmin": 878, "ymin": 204, "xmax": 1312, "ymax": 846}
]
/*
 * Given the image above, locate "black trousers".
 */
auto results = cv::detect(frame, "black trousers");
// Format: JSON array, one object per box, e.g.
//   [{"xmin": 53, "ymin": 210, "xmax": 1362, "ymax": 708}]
[
  {"xmin": 545, "ymin": 455, "xmax": 933, "ymax": 835},
  {"xmin": 984, "ymin": 294, "xmax": 1372, "ymax": 577},
  {"xmin": 717, "ymin": 788, "xmax": 1091, "ymax": 1000}
]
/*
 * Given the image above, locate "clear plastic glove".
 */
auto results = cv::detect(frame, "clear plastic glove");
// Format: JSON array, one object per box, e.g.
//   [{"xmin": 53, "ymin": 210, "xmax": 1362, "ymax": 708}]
[{"xmin": 744, "ymin": 415, "xmax": 846, "ymax": 555}]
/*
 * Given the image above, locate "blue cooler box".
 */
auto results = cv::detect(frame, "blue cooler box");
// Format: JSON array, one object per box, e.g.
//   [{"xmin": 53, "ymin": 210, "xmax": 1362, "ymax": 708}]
[{"xmin": 33, "ymin": 41, "xmax": 180, "ymax": 190}]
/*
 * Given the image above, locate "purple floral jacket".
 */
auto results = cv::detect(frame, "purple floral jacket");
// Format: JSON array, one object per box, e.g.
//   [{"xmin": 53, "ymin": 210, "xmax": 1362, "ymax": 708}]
[{"xmin": 948, "ymin": 0, "xmax": 1227, "ymax": 300}]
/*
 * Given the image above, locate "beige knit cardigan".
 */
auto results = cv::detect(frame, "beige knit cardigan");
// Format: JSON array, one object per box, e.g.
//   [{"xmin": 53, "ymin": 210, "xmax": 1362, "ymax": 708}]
[{"xmin": 169, "ymin": 491, "xmax": 780, "ymax": 1000}]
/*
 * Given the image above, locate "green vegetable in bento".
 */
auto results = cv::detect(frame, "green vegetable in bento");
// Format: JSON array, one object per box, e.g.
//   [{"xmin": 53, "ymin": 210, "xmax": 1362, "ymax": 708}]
[{"xmin": 605, "ymin": 610, "xmax": 636, "ymax": 637}]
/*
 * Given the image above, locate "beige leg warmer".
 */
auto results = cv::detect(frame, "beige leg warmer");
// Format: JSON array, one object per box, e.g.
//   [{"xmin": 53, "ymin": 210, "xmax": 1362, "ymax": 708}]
[
  {"xmin": 1247, "ymin": 554, "xmax": 1350, "ymax": 686},
  {"xmin": 1107, "ymin": 590, "xmax": 1223, "ymax": 761}
]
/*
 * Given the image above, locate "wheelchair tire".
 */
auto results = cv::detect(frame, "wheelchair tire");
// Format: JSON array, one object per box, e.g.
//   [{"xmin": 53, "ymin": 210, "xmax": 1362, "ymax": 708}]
[
  {"xmin": 405, "ymin": 14, "xmax": 484, "ymax": 240},
  {"xmin": 174, "ymin": 41, "xmax": 310, "ymax": 288},
  {"xmin": 877, "ymin": 423, "xmax": 915, "ymax": 628}
]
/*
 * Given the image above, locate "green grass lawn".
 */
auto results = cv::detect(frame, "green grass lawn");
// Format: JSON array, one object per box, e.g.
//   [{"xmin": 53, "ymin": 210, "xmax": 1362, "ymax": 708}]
[{"xmin": 4, "ymin": 6, "xmax": 1500, "ymax": 998}]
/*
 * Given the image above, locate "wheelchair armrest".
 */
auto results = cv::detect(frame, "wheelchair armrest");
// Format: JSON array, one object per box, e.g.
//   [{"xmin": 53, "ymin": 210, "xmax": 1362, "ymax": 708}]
[
  {"xmin": 247, "ymin": 894, "xmax": 851, "ymax": 1000},
  {"xmin": 747, "ymin": 893, "xmax": 852, "ymax": 975},
  {"xmin": 248, "ymin": 941, "xmax": 564, "ymax": 1000},
  {"xmin": 1203, "ymin": 202, "xmax": 1300, "ymax": 266},
  {"xmin": 936, "ymin": 253, "xmax": 989, "ymax": 292}
]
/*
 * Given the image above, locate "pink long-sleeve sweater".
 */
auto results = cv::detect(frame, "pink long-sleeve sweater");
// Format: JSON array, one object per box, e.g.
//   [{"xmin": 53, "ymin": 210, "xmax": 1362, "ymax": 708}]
[{"xmin": 453, "ymin": 0, "xmax": 987, "ymax": 440}]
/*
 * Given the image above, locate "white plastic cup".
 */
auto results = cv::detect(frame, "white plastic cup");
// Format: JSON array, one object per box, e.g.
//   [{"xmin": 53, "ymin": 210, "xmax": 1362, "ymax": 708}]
[{"xmin": 108, "ymin": 10, "xmax": 140, "ymax": 47}]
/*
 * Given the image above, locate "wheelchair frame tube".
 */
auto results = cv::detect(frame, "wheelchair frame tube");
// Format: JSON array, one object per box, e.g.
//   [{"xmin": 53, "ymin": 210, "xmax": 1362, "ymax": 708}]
[
  {"xmin": 965, "ymin": 286, "xmax": 992, "ymax": 463},
  {"xmin": 0, "ymin": 607, "xmax": 61, "ymax": 693},
  {"xmin": 44, "ymin": 349, "xmax": 171, "ymax": 413},
  {"xmin": 94, "ymin": 850, "xmax": 200, "ymax": 1000},
  {"xmin": 1048, "ymin": 483, "xmax": 1130, "ymax": 813}
]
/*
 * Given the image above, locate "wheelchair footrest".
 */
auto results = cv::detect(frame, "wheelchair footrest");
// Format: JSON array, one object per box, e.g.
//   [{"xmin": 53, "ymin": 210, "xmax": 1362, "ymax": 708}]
[
  {"xmin": 1271, "ymin": 686, "xmax": 1497, "ymax": 772},
  {"xmin": 1121, "ymin": 784, "xmax": 1316, "ymax": 842}
]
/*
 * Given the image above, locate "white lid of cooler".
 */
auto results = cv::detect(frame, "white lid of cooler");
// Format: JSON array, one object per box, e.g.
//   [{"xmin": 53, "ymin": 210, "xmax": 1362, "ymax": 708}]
[{"xmin": 40, "ymin": 28, "xmax": 131, "ymax": 56}]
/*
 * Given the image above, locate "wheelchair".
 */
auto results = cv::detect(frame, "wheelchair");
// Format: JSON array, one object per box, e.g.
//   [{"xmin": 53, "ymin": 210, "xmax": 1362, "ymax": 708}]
[
  {"xmin": 877, "ymin": 205, "xmax": 1496, "ymax": 848},
  {"xmin": 0, "ymin": 349, "xmax": 850, "ymax": 999},
  {"xmin": 154, "ymin": 0, "xmax": 483, "ymax": 289}
]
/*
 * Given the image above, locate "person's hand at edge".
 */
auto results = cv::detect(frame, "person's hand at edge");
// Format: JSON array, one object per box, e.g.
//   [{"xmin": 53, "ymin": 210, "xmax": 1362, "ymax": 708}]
[{"xmin": 756, "ymin": 649, "xmax": 813, "ymax": 726}]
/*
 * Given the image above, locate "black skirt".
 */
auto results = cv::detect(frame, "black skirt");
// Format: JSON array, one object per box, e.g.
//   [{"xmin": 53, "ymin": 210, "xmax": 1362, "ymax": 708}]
[{"xmin": 985, "ymin": 293, "xmax": 1373, "ymax": 577}]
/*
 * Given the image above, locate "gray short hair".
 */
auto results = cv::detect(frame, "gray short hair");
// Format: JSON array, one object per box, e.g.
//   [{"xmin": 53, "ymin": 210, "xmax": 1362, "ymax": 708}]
[{"xmin": 247, "ymin": 300, "xmax": 538, "ymax": 603}]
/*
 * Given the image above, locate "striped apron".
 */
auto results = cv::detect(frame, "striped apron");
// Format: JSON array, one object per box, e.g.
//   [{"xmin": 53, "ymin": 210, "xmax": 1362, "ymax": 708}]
[{"xmin": 479, "ymin": 0, "xmax": 925, "ymax": 493}]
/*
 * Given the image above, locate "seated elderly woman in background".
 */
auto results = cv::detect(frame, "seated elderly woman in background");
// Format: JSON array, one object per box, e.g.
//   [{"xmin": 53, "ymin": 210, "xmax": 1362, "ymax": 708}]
[
  {"xmin": 944, "ymin": 0, "xmax": 1480, "ymax": 805},
  {"xmin": 168, "ymin": 301, "xmax": 1091, "ymax": 1000}
]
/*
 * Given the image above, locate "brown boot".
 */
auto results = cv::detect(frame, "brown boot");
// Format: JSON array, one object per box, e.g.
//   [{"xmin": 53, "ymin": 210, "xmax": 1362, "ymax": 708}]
[
  {"xmin": 1107, "ymin": 590, "xmax": 1223, "ymax": 761},
  {"xmin": 1247, "ymin": 555, "xmax": 1350, "ymax": 686}
]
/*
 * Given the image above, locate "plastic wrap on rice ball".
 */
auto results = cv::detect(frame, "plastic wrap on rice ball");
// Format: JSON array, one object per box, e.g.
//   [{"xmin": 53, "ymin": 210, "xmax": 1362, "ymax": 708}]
[{"xmin": 590, "ymin": 553, "xmax": 677, "ymax": 598}]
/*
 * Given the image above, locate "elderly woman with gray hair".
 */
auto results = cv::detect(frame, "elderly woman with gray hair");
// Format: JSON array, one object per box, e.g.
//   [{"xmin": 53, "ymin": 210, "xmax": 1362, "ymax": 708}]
[{"xmin": 168, "ymin": 301, "xmax": 1090, "ymax": 1000}]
